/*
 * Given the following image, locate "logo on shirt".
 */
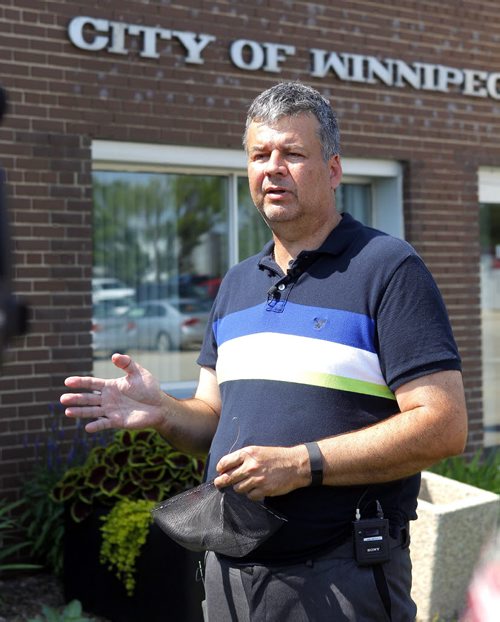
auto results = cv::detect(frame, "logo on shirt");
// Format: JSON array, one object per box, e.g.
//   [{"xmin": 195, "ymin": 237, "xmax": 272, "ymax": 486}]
[{"xmin": 313, "ymin": 317, "xmax": 327, "ymax": 330}]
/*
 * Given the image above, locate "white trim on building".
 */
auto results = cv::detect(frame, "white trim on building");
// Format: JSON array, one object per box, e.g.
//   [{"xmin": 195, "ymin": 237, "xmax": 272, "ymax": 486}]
[{"xmin": 479, "ymin": 167, "xmax": 500, "ymax": 204}]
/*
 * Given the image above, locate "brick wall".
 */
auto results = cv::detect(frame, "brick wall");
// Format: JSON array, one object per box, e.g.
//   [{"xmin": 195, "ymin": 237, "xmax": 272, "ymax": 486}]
[{"xmin": 1, "ymin": 0, "xmax": 498, "ymax": 496}]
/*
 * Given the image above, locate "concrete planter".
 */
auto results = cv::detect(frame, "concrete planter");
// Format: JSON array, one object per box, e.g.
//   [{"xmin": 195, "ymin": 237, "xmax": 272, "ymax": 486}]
[{"xmin": 411, "ymin": 471, "xmax": 500, "ymax": 622}]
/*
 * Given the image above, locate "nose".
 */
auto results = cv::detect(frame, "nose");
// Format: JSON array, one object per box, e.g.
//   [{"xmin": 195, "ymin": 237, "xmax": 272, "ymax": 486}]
[{"xmin": 265, "ymin": 150, "xmax": 287, "ymax": 176}]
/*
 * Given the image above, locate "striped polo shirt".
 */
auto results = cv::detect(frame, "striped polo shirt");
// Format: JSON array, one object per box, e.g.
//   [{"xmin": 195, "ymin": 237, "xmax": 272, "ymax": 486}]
[{"xmin": 198, "ymin": 213, "xmax": 461, "ymax": 563}]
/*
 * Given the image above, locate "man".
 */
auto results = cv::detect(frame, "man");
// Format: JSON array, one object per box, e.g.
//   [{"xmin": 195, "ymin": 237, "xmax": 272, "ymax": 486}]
[{"xmin": 61, "ymin": 82, "xmax": 468, "ymax": 621}]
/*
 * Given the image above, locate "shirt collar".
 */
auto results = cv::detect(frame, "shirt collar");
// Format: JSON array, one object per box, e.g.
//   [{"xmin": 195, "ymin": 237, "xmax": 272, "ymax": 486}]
[
  {"xmin": 312, "ymin": 212, "xmax": 360, "ymax": 257},
  {"xmin": 258, "ymin": 212, "xmax": 360, "ymax": 272}
]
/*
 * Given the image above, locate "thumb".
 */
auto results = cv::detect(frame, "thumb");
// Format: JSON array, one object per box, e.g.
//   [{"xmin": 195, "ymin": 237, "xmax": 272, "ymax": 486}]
[
  {"xmin": 111, "ymin": 353, "xmax": 150, "ymax": 381},
  {"xmin": 111, "ymin": 352, "xmax": 134, "ymax": 372}
]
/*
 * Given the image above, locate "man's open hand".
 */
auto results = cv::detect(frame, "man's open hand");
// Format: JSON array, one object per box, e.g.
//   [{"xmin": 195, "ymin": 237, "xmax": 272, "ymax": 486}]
[{"xmin": 60, "ymin": 353, "xmax": 166, "ymax": 433}]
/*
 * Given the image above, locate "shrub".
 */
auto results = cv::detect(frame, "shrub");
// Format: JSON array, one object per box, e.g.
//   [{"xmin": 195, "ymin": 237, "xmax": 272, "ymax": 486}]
[
  {"xmin": 51, "ymin": 429, "xmax": 204, "ymax": 521},
  {"xmin": 99, "ymin": 498, "xmax": 155, "ymax": 596},
  {"xmin": 20, "ymin": 405, "xmax": 112, "ymax": 576},
  {"xmin": 0, "ymin": 498, "xmax": 41, "ymax": 574},
  {"xmin": 51, "ymin": 428, "xmax": 204, "ymax": 594},
  {"xmin": 429, "ymin": 449, "xmax": 500, "ymax": 495}
]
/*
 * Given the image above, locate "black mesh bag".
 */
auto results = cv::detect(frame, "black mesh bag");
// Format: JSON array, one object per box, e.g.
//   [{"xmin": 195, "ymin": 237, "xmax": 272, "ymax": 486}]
[{"xmin": 152, "ymin": 481, "xmax": 287, "ymax": 557}]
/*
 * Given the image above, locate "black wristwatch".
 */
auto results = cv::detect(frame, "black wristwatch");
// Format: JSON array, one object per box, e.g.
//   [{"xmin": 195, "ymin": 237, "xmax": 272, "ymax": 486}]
[{"xmin": 304, "ymin": 441, "xmax": 323, "ymax": 486}]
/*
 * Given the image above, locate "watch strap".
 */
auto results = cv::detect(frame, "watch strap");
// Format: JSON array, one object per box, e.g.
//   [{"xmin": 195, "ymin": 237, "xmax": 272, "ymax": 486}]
[{"xmin": 304, "ymin": 441, "xmax": 323, "ymax": 486}]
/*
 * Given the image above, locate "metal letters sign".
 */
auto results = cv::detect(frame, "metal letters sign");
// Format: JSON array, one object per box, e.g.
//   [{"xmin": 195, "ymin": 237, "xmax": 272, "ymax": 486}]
[{"xmin": 67, "ymin": 16, "xmax": 500, "ymax": 100}]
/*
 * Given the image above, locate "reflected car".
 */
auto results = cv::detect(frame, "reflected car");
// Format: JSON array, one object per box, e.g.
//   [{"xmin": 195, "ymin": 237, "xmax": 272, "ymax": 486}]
[
  {"xmin": 135, "ymin": 275, "xmax": 221, "ymax": 303},
  {"xmin": 125, "ymin": 298, "xmax": 211, "ymax": 351},
  {"xmin": 92, "ymin": 303, "xmax": 130, "ymax": 357},
  {"xmin": 92, "ymin": 277, "xmax": 135, "ymax": 298}
]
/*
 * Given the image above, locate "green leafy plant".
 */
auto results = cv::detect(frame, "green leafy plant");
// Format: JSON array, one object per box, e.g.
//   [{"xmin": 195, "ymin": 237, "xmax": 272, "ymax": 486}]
[
  {"xmin": 0, "ymin": 499, "xmax": 42, "ymax": 573},
  {"xmin": 28, "ymin": 599, "xmax": 92, "ymax": 622},
  {"xmin": 21, "ymin": 468, "xmax": 65, "ymax": 576},
  {"xmin": 52, "ymin": 428, "xmax": 204, "ymax": 594},
  {"xmin": 20, "ymin": 405, "xmax": 112, "ymax": 576},
  {"xmin": 99, "ymin": 498, "xmax": 155, "ymax": 596},
  {"xmin": 52, "ymin": 429, "xmax": 204, "ymax": 521},
  {"xmin": 429, "ymin": 449, "xmax": 500, "ymax": 494}
]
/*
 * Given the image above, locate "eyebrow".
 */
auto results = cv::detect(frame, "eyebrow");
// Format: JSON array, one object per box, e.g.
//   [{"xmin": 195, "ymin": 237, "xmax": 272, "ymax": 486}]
[{"xmin": 249, "ymin": 142, "xmax": 305, "ymax": 153}]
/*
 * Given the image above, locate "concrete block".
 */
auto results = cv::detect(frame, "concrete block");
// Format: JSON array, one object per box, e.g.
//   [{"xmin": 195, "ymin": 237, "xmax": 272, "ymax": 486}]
[{"xmin": 411, "ymin": 471, "xmax": 499, "ymax": 621}]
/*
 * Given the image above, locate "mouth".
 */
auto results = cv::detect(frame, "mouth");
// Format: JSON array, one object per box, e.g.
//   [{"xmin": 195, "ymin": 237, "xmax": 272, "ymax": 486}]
[{"xmin": 264, "ymin": 186, "xmax": 289, "ymax": 199}]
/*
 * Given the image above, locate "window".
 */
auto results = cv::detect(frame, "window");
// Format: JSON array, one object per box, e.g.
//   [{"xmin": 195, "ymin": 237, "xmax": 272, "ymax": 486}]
[
  {"xmin": 92, "ymin": 170, "xmax": 228, "ymax": 391},
  {"xmin": 479, "ymin": 168, "xmax": 500, "ymax": 446},
  {"xmin": 92, "ymin": 142, "xmax": 402, "ymax": 394},
  {"xmin": 237, "ymin": 176, "xmax": 270, "ymax": 260},
  {"xmin": 337, "ymin": 184, "xmax": 372, "ymax": 224}
]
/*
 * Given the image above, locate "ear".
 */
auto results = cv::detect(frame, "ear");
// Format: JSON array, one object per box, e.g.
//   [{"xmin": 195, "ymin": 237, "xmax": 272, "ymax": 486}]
[{"xmin": 328, "ymin": 155, "xmax": 343, "ymax": 190}]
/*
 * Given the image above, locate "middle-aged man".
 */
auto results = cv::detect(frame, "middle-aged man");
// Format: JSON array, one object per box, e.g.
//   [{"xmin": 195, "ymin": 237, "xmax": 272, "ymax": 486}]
[{"xmin": 61, "ymin": 81, "xmax": 468, "ymax": 621}]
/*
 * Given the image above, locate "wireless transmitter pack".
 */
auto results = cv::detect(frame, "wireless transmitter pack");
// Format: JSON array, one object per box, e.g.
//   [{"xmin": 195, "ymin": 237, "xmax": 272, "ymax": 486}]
[{"xmin": 353, "ymin": 499, "xmax": 391, "ymax": 566}]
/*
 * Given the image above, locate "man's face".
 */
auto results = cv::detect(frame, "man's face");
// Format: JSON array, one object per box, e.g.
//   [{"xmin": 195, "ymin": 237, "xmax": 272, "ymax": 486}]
[{"xmin": 246, "ymin": 113, "xmax": 342, "ymax": 231}]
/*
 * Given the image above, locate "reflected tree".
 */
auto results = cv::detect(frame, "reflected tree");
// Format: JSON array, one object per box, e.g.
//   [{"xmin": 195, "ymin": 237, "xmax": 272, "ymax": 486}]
[
  {"xmin": 93, "ymin": 178, "xmax": 150, "ymax": 287},
  {"xmin": 93, "ymin": 172, "xmax": 227, "ymax": 293}
]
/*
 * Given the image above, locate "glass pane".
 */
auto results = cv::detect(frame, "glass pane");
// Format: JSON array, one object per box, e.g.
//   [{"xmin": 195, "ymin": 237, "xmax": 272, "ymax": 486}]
[
  {"xmin": 237, "ymin": 176, "xmax": 272, "ymax": 260},
  {"xmin": 92, "ymin": 171, "xmax": 228, "ymax": 387},
  {"xmin": 337, "ymin": 184, "xmax": 372, "ymax": 226},
  {"xmin": 480, "ymin": 203, "xmax": 500, "ymax": 446}
]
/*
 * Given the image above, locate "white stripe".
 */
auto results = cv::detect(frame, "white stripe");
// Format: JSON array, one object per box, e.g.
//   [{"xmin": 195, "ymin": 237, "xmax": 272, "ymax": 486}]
[{"xmin": 216, "ymin": 332, "xmax": 386, "ymax": 387}]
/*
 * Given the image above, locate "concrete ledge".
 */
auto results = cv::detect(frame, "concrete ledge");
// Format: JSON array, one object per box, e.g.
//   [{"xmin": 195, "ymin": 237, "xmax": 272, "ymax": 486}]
[{"xmin": 411, "ymin": 471, "xmax": 500, "ymax": 621}]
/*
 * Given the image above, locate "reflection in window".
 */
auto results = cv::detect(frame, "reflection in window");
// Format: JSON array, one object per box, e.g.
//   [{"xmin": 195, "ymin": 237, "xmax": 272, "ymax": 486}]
[
  {"xmin": 337, "ymin": 184, "xmax": 372, "ymax": 225},
  {"xmin": 480, "ymin": 203, "xmax": 500, "ymax": 446},
  {"xmin": 237, "ymin": 176, "xmax": 271, "ymax": 260},
  {"xmin": 92, "ymin": 171, "xmax": 228, "ymax": 386}
]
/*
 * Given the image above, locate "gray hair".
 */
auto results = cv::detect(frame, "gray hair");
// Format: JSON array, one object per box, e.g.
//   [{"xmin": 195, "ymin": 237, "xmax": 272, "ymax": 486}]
[{"xmin": 243, "ymin": 81, "xmax": 340, "ymax": 161}]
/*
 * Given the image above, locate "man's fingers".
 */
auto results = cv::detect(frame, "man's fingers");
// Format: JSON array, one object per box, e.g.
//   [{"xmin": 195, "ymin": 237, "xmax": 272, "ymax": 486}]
[
  {"xmin": 63, "ymin": 405, "xmax": 103, "ymax": 419},
  {"xmin": 218, "ymin": 474, "xmax": 266, "ymax": 501},
  {"xmin": 63, "ymin": 353, "xmax": 137, "ymax": 393},
  {"xmin": 64, "ymin": 376, "xmax": 106, "ymax": 391},
  {"xmin": 60, "ymin": 392, "xmax": 102, "ymax": 407},
  {"xmin": 84, "ymin": 417, "xmax": 114, "ymax": 434},
  {"xmin": 214, "ymin": 472, "xmax": 235, "ymax": 489},
  {"xmin": 216, "ymin": 449, "xmax": 245, "ymax": 474}
]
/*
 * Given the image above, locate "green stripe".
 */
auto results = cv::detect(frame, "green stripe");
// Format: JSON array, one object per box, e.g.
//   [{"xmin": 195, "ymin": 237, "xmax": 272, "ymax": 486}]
[{"xmin": 303, "ymin": 371, "xmax": 396, "ymax": 400}]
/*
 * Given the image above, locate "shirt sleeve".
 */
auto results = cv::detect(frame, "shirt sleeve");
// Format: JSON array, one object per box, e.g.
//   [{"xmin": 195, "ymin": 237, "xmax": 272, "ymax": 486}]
[
  {"xmin": 375, "ymin": 254, "xmax": 462, "ymax": 391},
  {"xmin": 197, "ymin": 297, "xmax": 219, "ymax": 370}
]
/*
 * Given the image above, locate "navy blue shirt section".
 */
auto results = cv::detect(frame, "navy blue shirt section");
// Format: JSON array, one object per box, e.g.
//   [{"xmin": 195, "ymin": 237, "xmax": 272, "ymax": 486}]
[{"xmin": 197, "ymin": 213, "xmax": 461, "ymax": 563}]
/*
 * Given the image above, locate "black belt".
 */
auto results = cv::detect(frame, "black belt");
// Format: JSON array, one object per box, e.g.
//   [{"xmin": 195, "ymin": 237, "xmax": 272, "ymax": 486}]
[{"xmin": 225, "ymin": 523, "xmax": 410, "ymax": 571}]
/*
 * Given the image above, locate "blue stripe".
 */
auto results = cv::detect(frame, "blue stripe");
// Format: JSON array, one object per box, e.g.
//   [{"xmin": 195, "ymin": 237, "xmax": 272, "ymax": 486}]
[{"xmin": 213, "ymin": 302, "xmax": 376, "ymax": 353}]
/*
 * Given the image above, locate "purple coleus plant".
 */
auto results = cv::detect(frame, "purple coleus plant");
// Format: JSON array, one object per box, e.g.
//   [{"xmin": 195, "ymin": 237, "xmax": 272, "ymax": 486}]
[{"xmin": 51, "ymin": 429, "xmax": 205, "ymax": 523}]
